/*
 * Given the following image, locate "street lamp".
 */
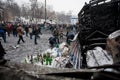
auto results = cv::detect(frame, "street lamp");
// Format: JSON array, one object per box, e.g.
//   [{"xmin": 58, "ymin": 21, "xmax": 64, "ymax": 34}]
[{"xmin": 45, "ymin": 0, "xmax": 47, "ymax": 26}]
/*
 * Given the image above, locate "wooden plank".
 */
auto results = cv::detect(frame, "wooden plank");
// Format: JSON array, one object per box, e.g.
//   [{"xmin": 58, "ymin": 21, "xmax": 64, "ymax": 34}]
[{"xmin": 90, "ymin": 0, "xmax": 106, "ymax": 4}]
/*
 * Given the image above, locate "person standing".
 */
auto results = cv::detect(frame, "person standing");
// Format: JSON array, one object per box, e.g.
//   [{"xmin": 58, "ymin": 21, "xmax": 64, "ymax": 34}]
[
  {"xmin": 28, "ymin": 25, "xmax": 33, "ymax": 39},
  {"xmin": 17, "ymin": 25, "xmax": 25, "ymax": 44},
  {"xmin": 0, "ymin": 41, "xmax": 7, "ymax": 64},
  {"xmin": 59, "ymin": 26, "xmax": 64, "ymax": 41},
  {"xmin": 12, "ymin": 24, "xmax": 18, "ymax": 37},
  {"xmin": 0, "ymin": 21, "xmax": 6, "ymax": 43},
  {"xmin": 66, "ymin": 28, "xmax": 75, "ymax": 45},
  {"xmin": 32, "ymin": 25, "xmax": 40, "ymax": 45},
  {"xmin": 24, "ymin": 24, "xmax": 29, "ymax": 37},
  {"xmin": 53, "ymin": 27, "xmax": 60, "ymax": 44},
  {"xmin": 7, "ymin": 23, "xmax": 12, "ymax": 37}
]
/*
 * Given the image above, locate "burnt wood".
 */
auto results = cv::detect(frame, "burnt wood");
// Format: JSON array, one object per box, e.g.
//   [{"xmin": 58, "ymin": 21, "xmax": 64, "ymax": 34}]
[{"xmin": 78, "ymin": 0, "xmax": 120, "ymax": 52}]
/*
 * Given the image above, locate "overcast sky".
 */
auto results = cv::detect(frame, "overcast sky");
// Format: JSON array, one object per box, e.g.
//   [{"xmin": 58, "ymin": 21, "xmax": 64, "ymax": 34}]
[{"xmin": 14, "ymin": 0, "xmax": 90, "ymax": 16}]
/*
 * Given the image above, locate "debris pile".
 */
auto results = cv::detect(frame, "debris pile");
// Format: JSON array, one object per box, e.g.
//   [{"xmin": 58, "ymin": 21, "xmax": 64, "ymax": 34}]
[{"xmin": 23, "ymin": 42, "xmax": 70, "ymax": 68}]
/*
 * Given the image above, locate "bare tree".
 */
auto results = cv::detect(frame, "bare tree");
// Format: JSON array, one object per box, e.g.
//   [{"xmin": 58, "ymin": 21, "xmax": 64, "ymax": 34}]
[
  {"xmin": 29, "ymin": 0, "xmax": 38, "ymax": 20},
  {"xmin": 3, "ymin": 0, "xmax": 21, "ymax": 21},
  {"xmin": 21, "ymin": 4, "xmax": 30, "ymax": 18},
  {"xmin": 1, "ymin": 0, "xmax": 72, "ymax": 24}
]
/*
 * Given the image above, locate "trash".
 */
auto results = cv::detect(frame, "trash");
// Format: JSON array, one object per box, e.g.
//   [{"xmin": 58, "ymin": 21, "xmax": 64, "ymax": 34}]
[{"xmin": 23, "ymin": 42, "xmax": 70, "ymax": 68}]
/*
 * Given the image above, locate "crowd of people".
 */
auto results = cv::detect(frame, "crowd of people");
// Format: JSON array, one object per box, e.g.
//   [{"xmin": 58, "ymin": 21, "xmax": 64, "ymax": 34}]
[
  {"xmin": 0, "ymin": 21, "xmax": 43, "ymax": 45},
  {"xmin": 0, "ymin": 21, "xmax": 78, "ymax": 46},
  {"xmin": 0, "ymin": 20, "xmax": 79, "ymax": 65}
]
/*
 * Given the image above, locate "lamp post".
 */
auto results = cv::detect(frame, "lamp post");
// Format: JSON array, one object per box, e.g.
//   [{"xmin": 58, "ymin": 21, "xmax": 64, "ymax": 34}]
[{"xmin": 45, "ymin": 0, "xmax": 47, "ymax": 26}]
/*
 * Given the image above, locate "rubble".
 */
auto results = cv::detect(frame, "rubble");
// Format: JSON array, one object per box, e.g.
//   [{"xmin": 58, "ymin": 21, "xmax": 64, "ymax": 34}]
[{"xmin": 107, "ymin": 30, "xmax": 120, "ymax": 64}]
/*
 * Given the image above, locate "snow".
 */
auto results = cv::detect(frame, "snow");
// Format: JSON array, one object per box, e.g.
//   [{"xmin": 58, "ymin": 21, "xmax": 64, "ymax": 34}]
[
  {"xmin": 86, "ymin": 47, "xmax": 113, "ymax": 67},
  {"xmin": 108, "ymin": 30, "xmax": 120, "ymax": 39},
  {"xmin": 2, "ymin": 32, "xmax": 51, "ymax": 63}
]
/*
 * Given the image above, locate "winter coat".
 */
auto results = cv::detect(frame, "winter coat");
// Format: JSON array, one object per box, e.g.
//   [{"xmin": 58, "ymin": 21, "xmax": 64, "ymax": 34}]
[
  {"xmin": 53, "ymin": 29, "xmax": 59, "ymax": 37},
  {"xmin": 17, "ymin": 26, "xmax": 24, "ymax": 36},
  {"xmin": 0, "ymin": 23, "xmax": 6, "ymax": 33},
  {"xmin": 28, "ymin": 27, "xmax": 33, "ymax": 33},
  {"xmin": 0, "ymin": 41, "xmax": 6, "ymax": 59},
  {"xmin": 32, "ymin": 27, "xmax": 40, "ymax": 35}
]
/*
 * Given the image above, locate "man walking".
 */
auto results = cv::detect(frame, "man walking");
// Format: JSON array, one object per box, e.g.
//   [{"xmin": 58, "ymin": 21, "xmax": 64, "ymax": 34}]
[{"xmin": 17, "ymin": 25, "xmax": 25, "ymax": 44}]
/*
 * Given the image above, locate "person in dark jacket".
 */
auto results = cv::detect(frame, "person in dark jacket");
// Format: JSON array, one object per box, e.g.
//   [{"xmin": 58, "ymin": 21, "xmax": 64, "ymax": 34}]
[
  {"xmin": 66, "ymin": 30, "xmax": 75, "ymax": 45},
  {"xmin": 53, "ymin": 27, "xmax": 59, "ymax": 44},
  {"xmin": 12, "ymin": 24, "xmax": 18, "ymax": 37},
  {"xmin": 24, "ymin": 25, "xmax": 29, "ymax": 37},
  {"xmin": 32, "ymin": 25, "xmax": 40, "ymax": 44},
  {"xmin": 0, "ymin": 21, "xmax": 6, "ymax": 43},
  {"xmin": 48, "ymin": 37, "xmax": 57, "ymax": 47},
  {"xmin": 0, "ymin": 41, "xmax": 7, "ymax": 64}
]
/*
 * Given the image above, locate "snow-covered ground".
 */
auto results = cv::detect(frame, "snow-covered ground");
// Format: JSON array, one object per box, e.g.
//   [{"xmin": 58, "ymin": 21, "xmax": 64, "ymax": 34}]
[
  {"xmin": 1, "ymin": 32, "xmax": 52, "ymax": 63},
  {"xmin": 1, "ymin": 31, "xmax": 70, "ymax": 68}
]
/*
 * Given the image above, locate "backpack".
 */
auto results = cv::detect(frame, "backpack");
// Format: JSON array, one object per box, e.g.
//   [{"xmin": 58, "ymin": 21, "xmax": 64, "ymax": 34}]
[{"xmin": 0, "ymin": 29, "xmax": 4, "ymax": 33}]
